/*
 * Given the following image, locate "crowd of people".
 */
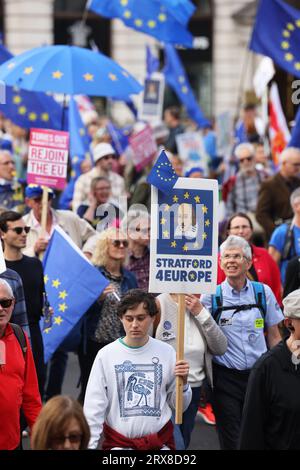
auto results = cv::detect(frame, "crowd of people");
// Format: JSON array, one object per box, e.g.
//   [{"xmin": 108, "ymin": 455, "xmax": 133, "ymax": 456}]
[{"xmin": 0, "ymin": 103, "xmax": 300, "ymax": 451}]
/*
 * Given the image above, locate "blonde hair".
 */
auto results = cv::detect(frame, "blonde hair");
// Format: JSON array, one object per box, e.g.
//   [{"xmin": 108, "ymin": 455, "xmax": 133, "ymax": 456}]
[
  {"xmin": 92, "ymin": 227, "xmax": 127, "ymax": 267},
  {"xmin": 31, "ymin": 396, "xmax": 90, "ymax": 450}
]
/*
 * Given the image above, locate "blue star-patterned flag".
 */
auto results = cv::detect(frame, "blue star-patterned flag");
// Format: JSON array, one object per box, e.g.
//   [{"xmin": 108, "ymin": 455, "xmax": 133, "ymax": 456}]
[
  {"xmin": 41, "ymin": 227, "xmax": 109, "ymax": 362},
  {"xmin": 59, "ymin": 97, "xmax": 91, "ymax": 209},
  {"xmin": 163, "ymin": 44, "xmax": 210, "ymax": 128},
  {"xmin": 0, "ymin": 45, "xmax": 65, "ymax": 130},
  {"xmin": 107, "ymin": 121, "xmax": 132, "ymax": 156},
  {"xmin": 288, "ymin": 106, "xmax": 300, "ymax": 147},
  {"xmin": 147, "ymin": 149, "xmax": 178, "ymax": 194},
  {"xmin": 146, "ymin": 45, "xmax": 159, "ymax": 78},
  {"xmin": 157, "ymin": 188, "xmax": 213, "ymax": 256},
  {"xmin": 250, "ymin": 0, "xmax": 300, "ymax": 78},
  {"xmin": 87, "ymin": 0, "xmax": 194, "ymax": 47}
]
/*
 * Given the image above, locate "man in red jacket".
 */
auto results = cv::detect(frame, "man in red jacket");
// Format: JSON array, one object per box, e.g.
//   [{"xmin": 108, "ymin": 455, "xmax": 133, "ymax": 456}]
[{"xmin": 0, "ymin": 278, "xmax": 42, "ymax": 450}]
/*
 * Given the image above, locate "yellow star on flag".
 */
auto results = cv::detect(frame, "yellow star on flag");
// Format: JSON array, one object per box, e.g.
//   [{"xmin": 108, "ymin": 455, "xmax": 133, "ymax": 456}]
[
  {"xmin": 184, "ymin": 192, "xmax": 190, "ymax": 199},
  {"xmin": 285, "ymin": 53, "xmax": 294, "ymax": 61},
  {"xmin": 124, "ymin": 10, "xmax": 132, "ymax": 18},
  {"xmin": 193, "ymin": 261, "xmax": 198, "ymax": 267},
  {"xmin": 190, "ymin": 273, "xmax": 195, "ymax": 280},
  {"xmin": 296, "ymin": 20, "xmax": 300, "ymax": 27},
  {"xmin": 173, "ymin": 195, "xmax": 179, "ymax": 203},
  {"xmin": 54, "ymin": 316, "xmax": 64, "ymax": 326},
  {"xmin": 44, "ymin": 274, "xmax": 49, "ymax": 284},
  {"xmin": 59, "ymin": 290, "xmax": 68, "ymax": 300},
  {"xmin": 28, "ymin": 112, "xmax": 37, "ymax": 121},
  {"xmin": 164, "ymin": 204, "xmax": 170, "ymax": 212},
  {"xmin": 148, "ymin": 20, "xmax": 156, "ymax": 28},
  {"xmin": 202, "ymin": 232, "xmax": 207, "ymax": 240},
  {"xmin": 13, "ymin": 95, "xmax": 22, "ymax": 104},
  {"xmin": 83, "ymin": 73, "xmax": 94, "ymax": 82},
  {"xmin": 58, "ymin": 303, "xmax": 68, "ymax": 313},
  {"xmin": 178, "ymin": 76, "xmax": 185, "ymax": 83},
  {"xmin": 295, "ymin": 63, "xmax": 300, "ymax": 70},
  {"xmin": 134, "ymin": 19, "xmax": 143, "ymax": 27},
  {"xmin": 18, "ymin": 106, "xmax": 27, "ymax": 115},
  {"xmin": 183, "ymin": 244, "xmax": 188, "ymax": 252},
  {"xmin": 79, "ymin": 128, "xmax": 85, "ymax": 136},
  {"xmin": 283, "ymin": 30, "xmax": 290, "ymax": 37},
  {"xmin": 52, "ymin": 70, "xmax": 63, "ymax": 79},
  {"xmin": 52, "ymin": 279, "xmax": 61, "ymax": 288},
  {"xmin": 120, "ymin": 0, "xmax": 128, "ymax": 5},
  {"xmin": 109, "ymin": 73, "xmax": 117, "ymax": 81},
  {"xmin": 194, "ymin": 195, "xmax": 201, "ymax": 203},
  {"xmin": 44, "ymin": 328, "xmax": 52, "ymax": 334},
  {"xmin": 205, "ymin": 219, "xmax": 211, "ymax": 227},
  {"xmin": 182, "ymin": 86, "xmax": 188, "ymax": 94},
  {"xmin": 158, "ymin": 13, "xmax": 167, "ymax": 22},
  {"xmin": 171, "ymin": 241, "xmax": 177, "ymax": 248},
  {"xmin": 281, "ymin": 41, "xmax": 290, "ymax": 49},
  {"xmin": 287, "ymin": 23, "xmax": 295, "ymax": 31},
  {"xmin": 163, "ymin": 230, "xmax": 169, "ymax": 238},
  {"xmin": 41, "ymin": 113, "xmax": 49, "ymax": 121},
  {"xmin": 24, "ymin": 66, "xmax": 33, "ymax": 75},
  {"xmin": 160, "ymin": 217, "xmax": 166, "ymax": 225},
  {"xmin": 202, "ymin": 205, "xmax": 208, "ymax": 214},
  {"xmin": 71, "ymin": 170, "xmax": 76, "ymax": 178}
]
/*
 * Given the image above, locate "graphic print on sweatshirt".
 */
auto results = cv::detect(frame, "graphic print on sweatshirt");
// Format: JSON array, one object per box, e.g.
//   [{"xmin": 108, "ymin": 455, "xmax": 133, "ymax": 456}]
[{"xmin": 115, "ymin": 358, "xmax": 162, "ymax": 417}]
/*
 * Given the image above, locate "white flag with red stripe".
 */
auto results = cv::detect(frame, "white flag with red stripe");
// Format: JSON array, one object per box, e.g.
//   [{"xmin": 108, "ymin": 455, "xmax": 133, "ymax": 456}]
[{"xmin": 269, "ymin": 82, "xmax": 290, "ymax": 166}]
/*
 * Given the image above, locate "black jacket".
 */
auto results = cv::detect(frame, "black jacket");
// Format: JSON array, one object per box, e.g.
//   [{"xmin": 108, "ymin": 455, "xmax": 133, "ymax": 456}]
[{"xmin": 239, "ymin": 339, "xmax": 300, "ymax": 450}]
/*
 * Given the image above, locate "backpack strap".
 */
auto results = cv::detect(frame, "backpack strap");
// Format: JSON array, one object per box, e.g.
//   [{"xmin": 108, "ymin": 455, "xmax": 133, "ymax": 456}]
[
  {"xmin": 282, "ymin": 222, "xmax": 294, "ymax": 261},
  {"xmin": 9, "ymin": 323, "xmax": 27, "ymax": 358},
  {"xmin": 211, "ymin": 284, "xmax": 223, "ymax": 324},
  {"xmin": 250, "ymin": 281, "xmax": 267, "ymax": 319}
]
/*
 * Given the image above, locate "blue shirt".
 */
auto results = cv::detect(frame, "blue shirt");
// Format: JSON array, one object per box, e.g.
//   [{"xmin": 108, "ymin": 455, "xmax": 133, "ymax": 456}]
[
  {"xmin": 269, "ymin": 223, "xmax": 300, "ymax": 283},
  {"xmin": 201, "ymin": 279, "xmax": 283, "ymax": 370}
]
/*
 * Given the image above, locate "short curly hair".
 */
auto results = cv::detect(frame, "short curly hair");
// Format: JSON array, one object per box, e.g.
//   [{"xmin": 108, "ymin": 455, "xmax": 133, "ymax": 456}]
[
  {"xmin": 117, "ymin": 289, "xmax": 158, "ymax": 318},
  {"xmin": 92, "ymin": 227, "xmax": 127, "ymax": 267}
]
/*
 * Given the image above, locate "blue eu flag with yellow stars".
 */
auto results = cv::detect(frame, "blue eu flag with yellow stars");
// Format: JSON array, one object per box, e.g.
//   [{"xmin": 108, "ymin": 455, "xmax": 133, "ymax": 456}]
[
  {"xmin": 41, "ymin": 227, "xmax": 109, "ymax": 362},
  {"xmin": 147, "ymin": 149, "xmax": 178, "ymax": 195},
  {"xmin": 289, "ymin": 106, "xmax": 300, "ymax": 147},
  {"xmin": 163, "ymin": 44, "xmax": 210, "ymax": 128},
  {"xmin": 250, "ymin": 0, "xmax": 300, "ymax": 78}
]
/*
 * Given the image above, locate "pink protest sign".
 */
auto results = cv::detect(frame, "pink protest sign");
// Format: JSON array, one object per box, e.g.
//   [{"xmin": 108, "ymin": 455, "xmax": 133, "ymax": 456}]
[
  {"xmin": 129, "ymin": 125, "xmax": 157, "ymax": 171},
  {"xmin": 27, "ymin": 129, "xmax": 69, "ymax": 190}
]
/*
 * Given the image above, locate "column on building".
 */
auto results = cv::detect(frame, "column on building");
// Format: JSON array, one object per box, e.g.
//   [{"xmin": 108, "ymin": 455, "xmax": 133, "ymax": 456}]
[{"xmin": 4, "ymin": 0, "xmax": 53, "ymax": 55}]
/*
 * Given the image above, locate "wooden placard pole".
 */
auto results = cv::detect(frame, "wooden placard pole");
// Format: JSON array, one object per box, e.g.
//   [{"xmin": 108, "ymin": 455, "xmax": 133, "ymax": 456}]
[
  {"xmin": 175, "ymin": 293, "xmax": 185, "ymax": 424},
  {"xmin": 39, "ymin": 187, "xmax": 48, "ymax": 260}
]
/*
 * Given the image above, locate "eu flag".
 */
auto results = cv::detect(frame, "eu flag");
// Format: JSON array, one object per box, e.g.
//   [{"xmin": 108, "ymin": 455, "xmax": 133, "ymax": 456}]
[
  {"xmin": 146, "ymin": 45, "xmax": 159, "ymax": 79},
  {"xmin": 250, "ymin": 0, "xmax": 300, "ymax": 78},
  {"xmin": 88, "ymin": 0, "xmax": 194, "ymax": 47},
  {"xmin": 163, "ymin": 44, "xmax": 210, "ymax": 128},
  {"xmin": 58, "ymin": 97, "xmax": 91, "ymax": 209},
  {"xmin": 41, "ymin": 227, "xmax": 109, "ymax": 362},
  {"xmin": 288, "ymin": 106, "xmax": 300, "ymax": 148},
  {"xmin": 147, "ymin": 149, "xmax": 178, "ymax": 194}
]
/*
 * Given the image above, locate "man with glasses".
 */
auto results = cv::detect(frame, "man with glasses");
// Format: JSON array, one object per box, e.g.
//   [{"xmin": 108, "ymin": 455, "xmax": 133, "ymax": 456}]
[
  {"xmin": 0, "ymin": 210, "xmax": 46, "ymax": 397},
  {"xmin": 0, "ymin": 278, "xmax": 42, "ymax": 450},
  {"xmin": 72, "ymin": 142, "xmax": 126, "ymax": 214},
  {"xmin": 200, "ymin": 235, "xmax": 283, "ymax": 450},
  {"xmin": 0, "ymin": 150, "xmax": 24, "ymax": 213},
  {"xmin": 256, "ymin": 147, "xmax": 300, "ymax": 240},
  {"xmin": 225, "ymin": 143, "xmax": 268, "ymax": 227}
]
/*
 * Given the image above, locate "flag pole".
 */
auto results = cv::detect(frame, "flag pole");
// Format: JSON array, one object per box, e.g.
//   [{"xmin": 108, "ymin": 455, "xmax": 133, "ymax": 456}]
[
  {"xmin": 175, "ymin": 293, "xmax": 185, "ymax": 424},
  {"xmin": 41, "ymin": 186, "xmax": 48, "ymax": 235}
]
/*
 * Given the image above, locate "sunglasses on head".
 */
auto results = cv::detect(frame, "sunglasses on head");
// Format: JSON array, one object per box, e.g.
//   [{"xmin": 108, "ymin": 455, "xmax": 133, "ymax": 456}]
[
  {"xmin": 0, "ymin": 298, "xmax": 14, "ymax": 308},
  {"xmin": 112, "ymin": 239, "xmax": 129, "ymax": 248},
  {"xmin": 239, "ymin": 156, "xmax": 253, "ymax": 163},
  {"xmin": 7, "ymin": 226, "xmax": 30, "ymax": 235}
]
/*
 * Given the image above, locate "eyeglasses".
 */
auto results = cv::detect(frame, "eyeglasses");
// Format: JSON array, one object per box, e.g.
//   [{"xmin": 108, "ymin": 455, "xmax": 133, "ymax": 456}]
[
  {"xmin": 51, "ymin": 433, "xmax": 83, "ymax": 446},
  {"xmin": 230, "ymin": 225, "xmax": 251, "ymax": 231},
  {"xmin": 239, "ymin": 156, "xmax": 253, "ymax": 163},
  {"xmin": 112, "ymin": 239, "xmax": 129, "ymax": 248},
  {"xmin": 0, "ymin": 298, "xmax": 14, "ymax": 308},
  {"xmin": 221, "ymin": 254, "xmax": 246, "ymax": 261},
  {"xmin": 7, "ymin": 226, "xmax": 30, "ymax": 235}
]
